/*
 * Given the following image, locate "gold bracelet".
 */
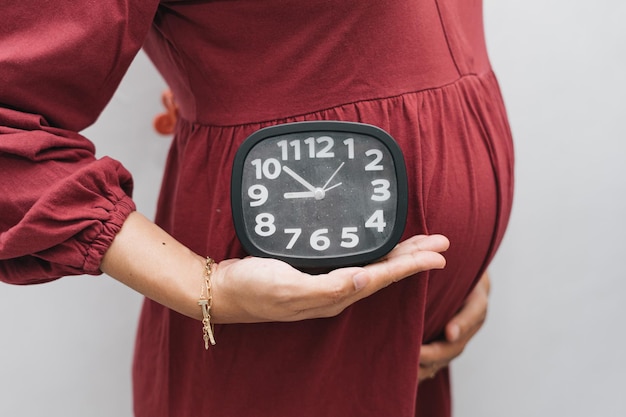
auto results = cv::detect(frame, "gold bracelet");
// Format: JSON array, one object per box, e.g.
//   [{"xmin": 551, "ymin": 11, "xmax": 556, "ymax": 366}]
[{"xmin": 198, "ymin": 257, "xmax": 216, "ymax": 349}]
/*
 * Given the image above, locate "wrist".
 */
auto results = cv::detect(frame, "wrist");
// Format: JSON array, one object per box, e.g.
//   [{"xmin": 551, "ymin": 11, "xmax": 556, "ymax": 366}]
[{"xmin": 100, "ymin": 211, "xmax": 208, "ymax": 320}]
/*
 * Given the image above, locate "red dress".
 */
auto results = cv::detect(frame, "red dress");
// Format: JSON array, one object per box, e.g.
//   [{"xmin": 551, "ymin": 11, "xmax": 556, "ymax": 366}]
[{"xmin": 0, "ymin": 1, "xmax": 514, "ymax": 416}]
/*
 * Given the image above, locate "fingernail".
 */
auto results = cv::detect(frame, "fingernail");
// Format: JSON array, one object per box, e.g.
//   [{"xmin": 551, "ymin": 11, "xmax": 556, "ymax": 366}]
[{"xmin": 353, "ymin": 272, "xmax": 369, "ymax": 291}]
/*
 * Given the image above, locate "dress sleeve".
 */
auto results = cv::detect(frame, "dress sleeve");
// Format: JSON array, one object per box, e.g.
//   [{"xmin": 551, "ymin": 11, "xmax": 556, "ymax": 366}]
[{"xmin": 0, "ymin": 0, "xmax": 160, "ymax": 284}]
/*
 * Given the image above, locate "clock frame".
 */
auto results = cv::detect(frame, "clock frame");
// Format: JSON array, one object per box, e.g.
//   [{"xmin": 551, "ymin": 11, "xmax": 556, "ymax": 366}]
[{"xmin": 231, "ymin": 121, "xmax": 408, "ymax": 269}]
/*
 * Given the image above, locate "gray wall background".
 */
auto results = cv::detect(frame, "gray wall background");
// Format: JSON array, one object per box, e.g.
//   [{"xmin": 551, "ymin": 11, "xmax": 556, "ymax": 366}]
[{"xmin": 1, "ymin": 1, "xmax": 624, "ymax": 416}]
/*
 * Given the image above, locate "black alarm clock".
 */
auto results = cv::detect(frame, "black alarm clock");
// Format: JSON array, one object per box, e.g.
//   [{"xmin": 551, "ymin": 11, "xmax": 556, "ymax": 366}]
[{"xmin": 231, "ymin": 121, "xmax": 408, "ymax": 269}]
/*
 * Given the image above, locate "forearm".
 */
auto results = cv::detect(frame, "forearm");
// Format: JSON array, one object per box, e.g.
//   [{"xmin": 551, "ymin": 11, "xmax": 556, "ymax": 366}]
[
  {"xmin": 100, "ymin": 211, "xmax": 205, "ymax": 321},
  {"xmin": 100, "ymin": 212, "xmax": 450, "ymax": 326}
]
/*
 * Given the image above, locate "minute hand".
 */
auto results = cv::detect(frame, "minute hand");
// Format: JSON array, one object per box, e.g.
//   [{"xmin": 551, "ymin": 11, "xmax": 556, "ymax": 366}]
[
  {"xmin": 322, "ymin": 162, "xmax": 345, "ymax": 190},
  {"xmin": 282, "ymin": 166, "xmax": 317, "ymax": 192}
]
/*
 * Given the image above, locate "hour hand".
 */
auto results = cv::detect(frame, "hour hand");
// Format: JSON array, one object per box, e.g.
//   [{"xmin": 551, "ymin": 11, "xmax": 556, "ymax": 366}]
[
  {"xmin": 282, "ymin": 166, "xmax": 317, "ymax": 192},
  {"xmin": 283, "ymin": 191, "xmax": 317, "ymax": 199},
  {"xmin": 284, "ymin": 188, "xmax": 327, "ymax": 200}
]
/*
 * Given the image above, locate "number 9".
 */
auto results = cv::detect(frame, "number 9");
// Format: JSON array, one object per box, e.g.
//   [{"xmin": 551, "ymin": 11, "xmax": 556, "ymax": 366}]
[{"xmin": 248, "ymin": 184, "xmax": 268, "ymax": 207}]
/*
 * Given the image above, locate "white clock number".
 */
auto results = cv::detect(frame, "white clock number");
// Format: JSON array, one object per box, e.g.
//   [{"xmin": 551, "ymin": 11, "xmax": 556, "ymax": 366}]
[
  {"xmin": 310, "ymin": 228, "xmax": 331, "ymax": 251},
  {"xmin": 365, "ymin": 210, "xmax": 386, "ymax": 232},
  {"xmin": 255, "ymin": 213, "xmax": 276, "ymax": 237},
  {"xmin": 364, "ymin": 149, "xmax": 384, "ymax": 171},
  {"xmin": 284, "ymin": 227, "xmax": 359, "ymax": 250},
  {"xmin": 371, "ymin": 179, "xmax": 391, "ymax": 201},
  {"xmin": 343, "ymin": 138, "xmax": 355, "ymax": 159},
  {"xmin": 277, "ymin": 140, "xmax": 301, "ymax": 161},
  {"xmin": 251, "ymin": 158, "xmax": 281, "ymax": 180},
  {"xmin": 284, "ymin": 228, "xmax": 302, "ymax": 249},
  {"xmin": 340, "ymin": 227, "xmax": 359, "ymax": 248},
  {"xmin": 248, "ymin": 184, "xmax": 269, "ymax": 207},
  {"xmin": 304, "ymin": 136, "xmax": 335, "ymax": 158}
]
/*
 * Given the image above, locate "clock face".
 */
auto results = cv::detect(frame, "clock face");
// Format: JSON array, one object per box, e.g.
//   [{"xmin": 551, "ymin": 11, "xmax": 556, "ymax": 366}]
[{"xmin": 231, "ymin": 121, "xmax": 408, "ymax": 269}]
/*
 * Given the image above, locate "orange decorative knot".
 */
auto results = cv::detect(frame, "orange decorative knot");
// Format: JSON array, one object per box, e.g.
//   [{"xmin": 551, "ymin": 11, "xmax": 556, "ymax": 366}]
[{"xmin": 153, "ymin": 90, "xmax": 179, "ymax": 135}]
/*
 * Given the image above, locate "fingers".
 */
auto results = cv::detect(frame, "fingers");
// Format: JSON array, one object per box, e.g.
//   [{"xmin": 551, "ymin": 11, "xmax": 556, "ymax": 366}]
[
  {"xmin": 294, "ymin": 235, "xmax": 449, "ymax": 308},
  {"xmin": 358, "ymin": 234, "xmax": 448, "ymax": 289},
  {"xmin": 384, "ymin": 234, "xmax": 450, "ymax": 259},
  {"xmin": 255, "ymin": 234, "xmax": 448, "ymax": 319},
  {"xmin": 418, "ymin": 361, "xmax": 443, "ymax": 382},
  {"xmin": 418, "ymin": 340, "xmax": 458, "ymax": 382},
  {"xmin": 418, "ymin": 271, "xmax": 491, "ymax": 383},
  {"xmin": 444, "ymin": 272, "xmax": 489, "ymax": 342},
  {"xmin": 418, "ymin": 340, "xmax": 461, "ymax": 383}
]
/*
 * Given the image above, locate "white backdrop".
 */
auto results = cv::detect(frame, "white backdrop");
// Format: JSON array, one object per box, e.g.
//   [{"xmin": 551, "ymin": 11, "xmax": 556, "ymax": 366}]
[{"xmin": 1, "ymin": 1, "xmax": 625, "ymax": 416}]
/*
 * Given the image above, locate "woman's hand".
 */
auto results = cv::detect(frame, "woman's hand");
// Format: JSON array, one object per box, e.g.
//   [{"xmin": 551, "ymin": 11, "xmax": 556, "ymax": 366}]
[
  {"xmin": 418, "ymin": 271, "xmax": 491, "ymax": 382},
  {"xmin": 102, "ymin": 212, "xmax": 449, "ymax": 324},
  {"xmin": 211, "ymin": 234, "xmax": 450, "ymax": 323}
]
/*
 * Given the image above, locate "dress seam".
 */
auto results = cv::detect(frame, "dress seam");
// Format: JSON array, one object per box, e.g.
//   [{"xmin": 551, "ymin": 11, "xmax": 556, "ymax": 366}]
[
  {"xmin": 176, "ymin": 72, "xmax": 491, "ymax": 129},
  {"xmin": 156, "ymin": 7, "xmax": 197, "ymax": 121},
  {"xmin": 433, "ymin": 0, "xmax": 462, "ymax": 77}
]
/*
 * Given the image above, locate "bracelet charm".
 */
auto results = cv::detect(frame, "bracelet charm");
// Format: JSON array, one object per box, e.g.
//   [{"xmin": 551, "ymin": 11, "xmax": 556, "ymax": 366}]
[{"xmin": 198, "ymin": 257, "xmax": 216, "ymax": 348}]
